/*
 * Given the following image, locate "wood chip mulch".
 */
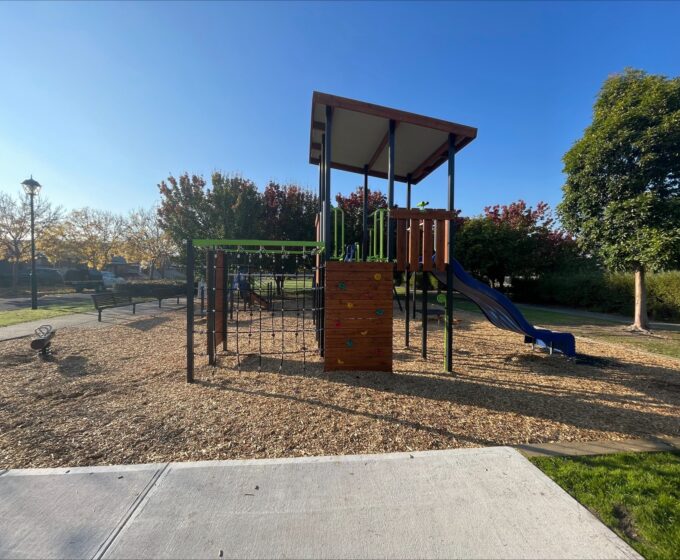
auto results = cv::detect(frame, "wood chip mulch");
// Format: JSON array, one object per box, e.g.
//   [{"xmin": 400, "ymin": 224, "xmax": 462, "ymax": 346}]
[{"xmin": 1, "ymin": 307, "xmax": 678, "ymax": 469}]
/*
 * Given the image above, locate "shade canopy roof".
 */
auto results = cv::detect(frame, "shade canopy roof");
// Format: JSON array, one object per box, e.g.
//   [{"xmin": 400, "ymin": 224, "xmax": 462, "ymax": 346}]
[{"xmin": 309, "ymin": 92, "xmax": 477, "ymax": 185}]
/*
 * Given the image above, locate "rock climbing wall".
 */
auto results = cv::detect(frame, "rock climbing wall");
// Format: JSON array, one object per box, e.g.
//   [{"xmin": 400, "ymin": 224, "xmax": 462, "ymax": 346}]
[{"xmin": 324, "ymin": 262, "xmax": 393, "ymax": 372}]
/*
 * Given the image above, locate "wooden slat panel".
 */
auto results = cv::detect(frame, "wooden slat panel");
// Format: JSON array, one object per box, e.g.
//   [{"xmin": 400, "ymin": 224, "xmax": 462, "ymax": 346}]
[
  {"xmin": 422, "ymin": 219, "xmax": 434, "ymax": 272},
  {"xmin": 435, "ymin": 219, "xmax": 446, "ymax": 272},
  {"xmin": 408, "ymin": 218, "xmax": 420, "ymax": 271},
  {"xmin": 390, "ymin": 208, "xmax": 458, "ymax": 220},
  {"xmin": 396, "ymin": 219, "xmax": 407, "ymax": 271}
]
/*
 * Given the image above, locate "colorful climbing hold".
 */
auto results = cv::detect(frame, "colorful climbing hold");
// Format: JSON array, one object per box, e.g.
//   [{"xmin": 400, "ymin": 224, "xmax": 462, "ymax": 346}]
[
  {"xmin": 373, "ymin": 273, "xmax": 382, "ymax": 281},
  {"xmin": 335, "ymin": 321, "xmax": 342, "ymax": 328},
  {"xmin": 375, "ymin": 308, "xmax": 384, "ymax": 316},
  {"xmin": 337, "ymin": 358, "xmax": 344, "ymax": 365},
  {"xmin": 346, "ymin": 339, "xmax": 353, "ymax": 348},
  {"xmin": 338, "ymin": 281, "xmax": 346, "ymax": 290},
  {"xmin": 437, "ymin": 293, "xmax": 446, "ymax": 304},
  {"xmin": 346, "ymin": 302, "xmax": 354, "ymax": 309},
  {"xmin": 360, "ymin": 330, "xmax": 368, "ymax": 336}
]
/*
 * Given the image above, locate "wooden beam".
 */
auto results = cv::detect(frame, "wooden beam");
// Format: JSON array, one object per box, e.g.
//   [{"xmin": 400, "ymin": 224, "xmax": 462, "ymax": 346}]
[
  {"xmin": 408, "ymin": 140, "xmax": 449, "ymax": 184},
  {"xmin": 367, "ymin": 122, "xmax": 399, "ymax": 171}
]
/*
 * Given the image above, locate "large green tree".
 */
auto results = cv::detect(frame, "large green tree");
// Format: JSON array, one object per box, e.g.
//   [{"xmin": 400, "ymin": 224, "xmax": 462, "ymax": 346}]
[{"xmin": 558, "ymin": 69, "xmax": 680, "ymax": 330}]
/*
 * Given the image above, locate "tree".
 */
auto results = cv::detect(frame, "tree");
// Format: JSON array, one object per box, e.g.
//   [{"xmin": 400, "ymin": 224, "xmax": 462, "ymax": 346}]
[
  {"xmin": 157, "ymin": 173, "xmax": 265, "ymax": 258},
  {"xmin": 0, "ymin": 191, "xmax": 61, "ymax": 287},
  {"xmin": 558, "ymin": 69, "xmax": 680, "ymax": 330},
  {"xmin": 334, "ymin": 186, "xmax": 387, "ymax": 247},
  {"xmin": 261, "ymin": 182, "xmax": 318, "ymax": 293},
  {"xmin": 124, "ymin": 208, "xmax": 177, "ymax": 278},
  {"xmin": 65, "ymin": 208, "xmax": 125, "ymax": 270}
]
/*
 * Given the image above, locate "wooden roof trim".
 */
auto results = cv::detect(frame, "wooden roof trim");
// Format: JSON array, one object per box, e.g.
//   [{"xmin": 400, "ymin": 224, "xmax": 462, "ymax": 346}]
[{"xmin": 313, "ymin": 91, "xmax": 478, "ymax": 140}]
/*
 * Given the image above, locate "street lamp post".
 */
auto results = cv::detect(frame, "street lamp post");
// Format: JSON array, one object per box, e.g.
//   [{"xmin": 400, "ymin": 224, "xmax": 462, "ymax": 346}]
[{"xmin": 21, "ymin": 176, "xmax": 42, "ymax": 310}]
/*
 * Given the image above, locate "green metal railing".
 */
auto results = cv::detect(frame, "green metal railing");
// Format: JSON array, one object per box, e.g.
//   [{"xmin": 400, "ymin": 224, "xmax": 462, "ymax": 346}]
[
  {"xmin": 332, "ymin": 207, "xmax": 345, "ymax": 260},
  {"xmin": 193, "ymin": 239, "xmax": 324, "ymax": 255},
  {"xmin": 368, "ymin": 209, "xmax": 388, "ymax": 262}
]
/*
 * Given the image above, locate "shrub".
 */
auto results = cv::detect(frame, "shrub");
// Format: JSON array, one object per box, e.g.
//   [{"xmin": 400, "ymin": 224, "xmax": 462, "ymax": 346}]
[{"xmin": 511, "ymin": 271, "xmax": 680, "ymax": 321}]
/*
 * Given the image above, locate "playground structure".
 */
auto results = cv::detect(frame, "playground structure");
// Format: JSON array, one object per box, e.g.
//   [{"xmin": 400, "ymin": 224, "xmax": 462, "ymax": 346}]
[{"xmin": 185, "ymin": 92, "xmax": 575, "ymax": 382}]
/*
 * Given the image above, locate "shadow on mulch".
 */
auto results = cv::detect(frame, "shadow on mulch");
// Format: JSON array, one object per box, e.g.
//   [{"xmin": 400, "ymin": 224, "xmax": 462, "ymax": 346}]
[
  {"xmin": 125, "ymin": 315, "xmax": 171, "ymax": 332},
  {"xmin": 56, "ymin": 355, "xmax": 99, "ymax": 377},
  {"xmin": 205, "ymin": 352, "xmax": 680, "ymax": 443}
]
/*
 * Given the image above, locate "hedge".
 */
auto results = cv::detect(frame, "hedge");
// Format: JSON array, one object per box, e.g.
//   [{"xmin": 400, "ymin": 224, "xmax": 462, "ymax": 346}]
[
  {"xmin": 511, "ymin": 271, "xmax": 680, "ymax": 321},
  {"xmin": 114, "ymin": 280, "xmax": 185, "ymax": 299}
]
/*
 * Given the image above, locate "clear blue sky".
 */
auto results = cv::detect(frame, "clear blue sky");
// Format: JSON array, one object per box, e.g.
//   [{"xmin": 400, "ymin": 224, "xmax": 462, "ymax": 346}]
[{"xmin": 1, "ymin": 1, "xmax": 679, "ymax": 218}]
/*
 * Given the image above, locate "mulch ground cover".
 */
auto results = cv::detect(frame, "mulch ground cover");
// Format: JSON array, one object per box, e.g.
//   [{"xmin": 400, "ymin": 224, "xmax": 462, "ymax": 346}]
[{"xmin": 1, "ymin": 307, "xmax": 678, "ymax": 468}]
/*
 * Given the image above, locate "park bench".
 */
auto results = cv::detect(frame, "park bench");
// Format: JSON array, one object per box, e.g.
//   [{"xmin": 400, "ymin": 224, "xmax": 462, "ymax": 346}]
[{"xmin": 91, "ymin": 293, "xmax": 136, "ymax": 321}]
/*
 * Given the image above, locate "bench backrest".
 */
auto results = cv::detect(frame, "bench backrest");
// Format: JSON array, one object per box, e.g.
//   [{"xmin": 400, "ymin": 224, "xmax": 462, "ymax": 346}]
[{"xmin": 92, "ymin": 293, "xmax": 132, "ymax": 308}]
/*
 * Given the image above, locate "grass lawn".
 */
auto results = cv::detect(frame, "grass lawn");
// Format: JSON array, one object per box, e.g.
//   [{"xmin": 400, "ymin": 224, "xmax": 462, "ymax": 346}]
[
  {"xmin": 532, "ymin": 452, "xmax": 680, "ymax": 560},
  {"xmin": 395, "ymin": 286, "xmax": 680, "ymax": 360},
  {"xmin": 0, "ymin": 302, "xmax": 93, "ymax": 328}
]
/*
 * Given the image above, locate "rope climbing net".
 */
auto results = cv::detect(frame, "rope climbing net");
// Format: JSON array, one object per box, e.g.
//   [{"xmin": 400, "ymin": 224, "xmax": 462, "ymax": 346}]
[{"xmin": 186, "ymin": 240, "xmax": 325, "ymax": 379}]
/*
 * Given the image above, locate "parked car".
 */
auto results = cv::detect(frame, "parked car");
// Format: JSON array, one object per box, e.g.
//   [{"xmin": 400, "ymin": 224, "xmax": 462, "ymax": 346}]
[
  {"xmin": 63, "ymin": 268, "xmax": 104, "ymax": 292},
  {"xmin": 19, "ymin": 267, "xmax": 64, "ymax": 286},
  {"xmin": 101, "ymin": 271, "xmax": 127, "ymax": 289}
]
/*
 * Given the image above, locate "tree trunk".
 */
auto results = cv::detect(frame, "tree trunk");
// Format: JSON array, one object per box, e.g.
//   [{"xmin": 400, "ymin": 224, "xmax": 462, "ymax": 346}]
[
  {"xmin": 11, "ymin": 258, "xmax": 19, "ymax": 290},
  {"xmin": 633, "ymin": 267, "xmax": 649, "ymax": 331}
]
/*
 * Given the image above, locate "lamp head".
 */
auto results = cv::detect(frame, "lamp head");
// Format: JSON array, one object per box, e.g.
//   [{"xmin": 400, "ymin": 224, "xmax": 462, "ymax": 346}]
[{"xmin": 21, "ymin": 176, "xmax": 42, "ymax": 196}]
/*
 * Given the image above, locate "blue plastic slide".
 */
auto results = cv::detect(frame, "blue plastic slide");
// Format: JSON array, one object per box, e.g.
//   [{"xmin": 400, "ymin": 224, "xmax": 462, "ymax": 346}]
[{"xmin": 433, "ymin": 260, "xmax": 576, "ymax": 357}]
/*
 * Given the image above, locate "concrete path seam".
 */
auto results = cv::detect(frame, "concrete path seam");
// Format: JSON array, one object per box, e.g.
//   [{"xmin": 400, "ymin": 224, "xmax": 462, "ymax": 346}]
[
  {"xmin": 0, "ymin": 469, "xmax": 7, "ymax": 477},
  {"xmin": 92, "ymin": 462, "xmax": 170, "ymax": 560}
]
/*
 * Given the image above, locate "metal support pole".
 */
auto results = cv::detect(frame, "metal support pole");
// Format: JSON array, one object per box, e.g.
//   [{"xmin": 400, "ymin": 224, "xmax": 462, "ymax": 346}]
[
  {"xmin": 186, "ymin": 239, "xmax": 194, "ymax": 383},
  {"xmin": 406, "ymin": 174, "xmax": 412, "ymax": 211},
  {"xmin": 404, "ymin": 173, "xmax": 411, "ymax": 345},
  {"xmin": 362, "ymin": 165, "xmax": 369, "ymax": 261},
  {"xmin": 324, "ymin": 106, "xmax": 333, "ymax": 261},
  {"xmin": 386, "ymin": 119, "xmax": 395, "ymax": 261},
  {"xmin": 30, "ymin": 193, "xmax": 37, "ymax": 310},
  {"xmin": 223, "ymin": 251, "xmax": 228, "ymax": 351},
  {"xmin": 422, "ymin": 272, "xmax": 428, "ymax": 359},
  {"xmin": 207, "ymin": 250, "xmax": 215, "ymax": 366},
  {"xmin": 405, "ymin": 271, "xmax": 410, "ymax": 347},
  {"xmin": 445, "ymin": 134, "xmax": 456, "ymax": 373}
]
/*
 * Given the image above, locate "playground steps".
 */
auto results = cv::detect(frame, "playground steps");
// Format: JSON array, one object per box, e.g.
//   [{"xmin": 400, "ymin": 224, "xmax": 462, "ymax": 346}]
[{"xmin": 324, "ymin": 262, "xmax": 393, "ymax": 372}]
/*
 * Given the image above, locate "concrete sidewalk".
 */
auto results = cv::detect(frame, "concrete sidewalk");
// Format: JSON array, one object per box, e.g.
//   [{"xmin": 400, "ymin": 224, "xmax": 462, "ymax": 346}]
[
  {"xmin": 0, "ymin": 447, "xmax": 639, "ymax": 559},
  {"xmin": 0, "ymin": 299, "xmax": 186, "ymax": 341}
]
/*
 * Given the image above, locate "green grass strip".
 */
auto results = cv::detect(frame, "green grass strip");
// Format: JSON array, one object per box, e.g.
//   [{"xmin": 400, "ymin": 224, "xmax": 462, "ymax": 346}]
[
  {"xmin": 0, "ymin": 302, "xmax": 93, "ymax": 328},
  {"xmin": 532, "ymin": 451, "xmax": 680, "ymax": 560}
]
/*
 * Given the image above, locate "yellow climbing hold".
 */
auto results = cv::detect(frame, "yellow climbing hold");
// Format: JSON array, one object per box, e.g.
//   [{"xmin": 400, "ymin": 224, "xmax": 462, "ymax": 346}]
[
  {"xmin": 373, "ymin": 273, "xmax": 382, "ymax": 281},
  {"xmin": 346, "ymin": 302, "xmax": 354, "ymax": 309},
  {"xmin": 337, "ymin": 358, "xmax": 344, "ymax": 365},
  {"xmin": 360, "ymin": 330, "xmax": 368, "ymax": 336}
]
